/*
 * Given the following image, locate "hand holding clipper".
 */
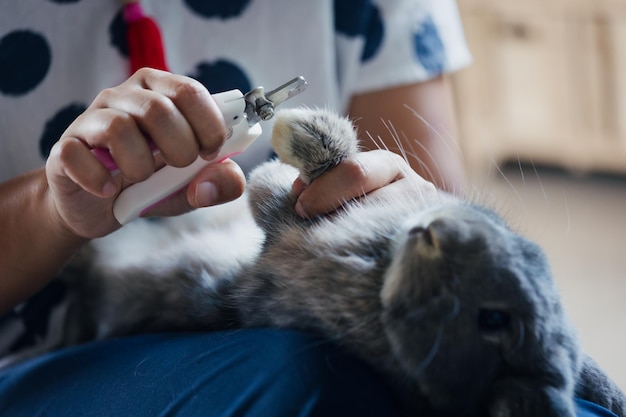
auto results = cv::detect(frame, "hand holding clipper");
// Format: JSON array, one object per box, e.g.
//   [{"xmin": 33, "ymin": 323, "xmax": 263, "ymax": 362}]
[{"xmin": 95, "ymin": 76, "xmax": 307, "ymax": 225}]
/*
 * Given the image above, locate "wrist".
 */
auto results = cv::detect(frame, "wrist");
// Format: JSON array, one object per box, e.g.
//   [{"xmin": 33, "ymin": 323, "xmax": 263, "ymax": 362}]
[
  {"xmin": 37, "ymin": 169, "xmax": 90, "ymax": 250},
  {"xmin": 0, "ymin": 168, "xmax": 88, "ymax": 313}
]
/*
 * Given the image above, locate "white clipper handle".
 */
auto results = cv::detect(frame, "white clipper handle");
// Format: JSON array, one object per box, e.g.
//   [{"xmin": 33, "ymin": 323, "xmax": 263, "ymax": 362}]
[{"xmin": 112, "ymin": 89, "xmax": 262, "ymax": 225}]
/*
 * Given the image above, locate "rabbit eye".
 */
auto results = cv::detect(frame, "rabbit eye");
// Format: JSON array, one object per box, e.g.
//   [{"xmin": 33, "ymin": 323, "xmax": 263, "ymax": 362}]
[{"xmin": 478, "ymin": 308, "xmax": 511, "ymax": 332}]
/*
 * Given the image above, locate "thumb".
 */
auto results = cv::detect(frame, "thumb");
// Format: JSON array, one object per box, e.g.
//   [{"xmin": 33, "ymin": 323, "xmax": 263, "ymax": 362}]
[
  {"xmin": 140, "ymin": 159, "xmax": 246, "ymax": 218},
  {"xmin": 186, "ymin": 159, "xmax": 246, "ymax": 208}
]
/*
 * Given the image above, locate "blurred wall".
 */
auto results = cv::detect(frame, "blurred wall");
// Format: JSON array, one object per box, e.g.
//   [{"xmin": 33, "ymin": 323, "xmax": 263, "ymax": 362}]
[{"xmin": 453, "ymin": 0, "xmax": 626, "ymax": 176}]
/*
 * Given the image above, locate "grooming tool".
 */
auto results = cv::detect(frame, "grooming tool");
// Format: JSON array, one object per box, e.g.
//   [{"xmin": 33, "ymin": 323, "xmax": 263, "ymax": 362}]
[{"xmin": 95, "ymin": 76, "xmax": 307, "ymax": 224}]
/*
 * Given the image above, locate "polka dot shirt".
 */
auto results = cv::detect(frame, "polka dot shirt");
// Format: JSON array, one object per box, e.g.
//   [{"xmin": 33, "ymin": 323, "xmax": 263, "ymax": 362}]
[
  {"xmin": 0, "ymin": 0, "xmax": 471, "ymax": 357},
  {"xmin": 0, "ymin": 0, "xmax": 471, "ymax": 179}
]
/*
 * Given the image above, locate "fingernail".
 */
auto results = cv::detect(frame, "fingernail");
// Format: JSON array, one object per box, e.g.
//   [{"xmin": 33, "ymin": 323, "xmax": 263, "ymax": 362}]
[
  {"xmin": 291, "ymin": 179, "xmax": 307, "ymax": 197},
  {"xmin": 195, "ymin": 181, "xmax": 218, "ymax": 207},
  {"xmin": 200, "ymin": 149, "xmax": 219, "ymax": 161},
  {"xmin": 102, "ymin": 180, "xmax": 117, "ymax": 197},
  {"xmin": 295, "ymin": 200, "xmax": 308, "ymax": 218}
]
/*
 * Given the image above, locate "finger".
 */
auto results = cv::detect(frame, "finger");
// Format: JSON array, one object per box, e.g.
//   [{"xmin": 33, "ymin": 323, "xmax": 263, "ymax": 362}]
[
  {"xmin": 140, "ymin": 159, "xmax": 246, "ymax": 218},
  {"xmin": 47, "ymin": 136, "xmax": 117, "ymax": 198},
  {"xmin": 65, "ymin": 109, "xmax": 156, "ymax": 183},
  {"xmin": 365, "ymin": 176, "xmax": 440, "ymax": 208},
  {"xmin": 187, "ymin": 159, "xmax": 246, "ymax": 208},
  {"xmin": 93, "ymin": 82, "xmax": 200, "ymax": 168},
  {"xmin": 134, "ymin": 68, "xmax": 229, "ymax": 159},
  {"xmin": 295, "ymin": 150, "xmax": 410, "ymax": 218},
  {"xmin": 291, "ymin": 177, "xmax": 307, "ymax": 198}
]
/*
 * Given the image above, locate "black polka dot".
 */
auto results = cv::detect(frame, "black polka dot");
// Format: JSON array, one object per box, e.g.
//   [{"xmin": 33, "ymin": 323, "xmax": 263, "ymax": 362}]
[
  {"xmin": 0, "ymin": 30, "xmax": 51, "ymax": 96},
  {"xmin": 8, "ymin": 280, "xmax": 67, "ymax": 354},
  {"xmin": 187, "ymin": 60, "xmax": 251, "ymax": 94},
  {"xmin": 361, "ymin": 6, "xmax": 383, "ymax": 62},
  {"xmin": 39, "ymin": 103, "xmax": 87, "ymax": 158},
  {"xmin": 334, "ymin": 0, "xmax": 370, "ymax": 37},
  {"xmin": 109, "ymin": 9, "xmax": 129, "ymax": 58},
  {"xmin": 334, "ymin": 0, "xmax": 384, "ymax": 62},
  {"xmin": 184, "ymin": 0, "xmax": 251, "ymax": 19}
]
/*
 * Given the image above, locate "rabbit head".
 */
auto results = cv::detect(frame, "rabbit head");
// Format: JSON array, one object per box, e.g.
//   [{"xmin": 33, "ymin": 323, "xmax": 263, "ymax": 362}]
[{"xmin": 380, "ymin": 203, "xmax": 580, "ymax": 416}]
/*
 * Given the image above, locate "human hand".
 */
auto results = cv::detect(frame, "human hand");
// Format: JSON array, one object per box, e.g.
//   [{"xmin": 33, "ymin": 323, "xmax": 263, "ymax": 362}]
[
  {"xmin": 45, "ymin": 68, "xmax": 246, "ymax": 239},
  {"xmin": 291, "ymin": 149, "xmax": 440, "ymax": 218}
]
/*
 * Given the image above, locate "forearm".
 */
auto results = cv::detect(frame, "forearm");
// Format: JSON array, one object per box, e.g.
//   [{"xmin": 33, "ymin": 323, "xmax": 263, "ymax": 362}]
[
  {"xmin": 347, "ymin": 75, "xmax": 466, "ymax": 193},
  {"xmin": 0, "ymin": 168, "xmax": 87, "ymax": 314}
]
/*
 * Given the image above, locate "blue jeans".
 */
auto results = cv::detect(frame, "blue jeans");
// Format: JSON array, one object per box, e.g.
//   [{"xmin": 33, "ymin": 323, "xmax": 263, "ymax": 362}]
[
  {"xmin": 0, "ymin": 329, "xmax": 402, "ymax": 416},
  {"xmin": 0, "ymin": 328, "xmax": 617, "ymax": 416}
]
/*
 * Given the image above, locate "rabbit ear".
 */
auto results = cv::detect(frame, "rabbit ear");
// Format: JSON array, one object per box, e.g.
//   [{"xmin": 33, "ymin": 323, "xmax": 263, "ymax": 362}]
[
  {"xmin": 576, "ymin": 355, "xmax": 626, "ymax": 416},
  {"xmin": 489, "ymin": 342, "xmax": 578, "ymax": 417},
  {"xmin": 489, "ymin": 378, "xmax": 576, "ymax": 417}
]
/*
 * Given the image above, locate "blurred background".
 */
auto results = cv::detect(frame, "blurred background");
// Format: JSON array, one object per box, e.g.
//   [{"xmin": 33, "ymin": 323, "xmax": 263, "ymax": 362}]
[{"xmin": 452, "ymin": 0, "xmax": 626, "ymax": 389}]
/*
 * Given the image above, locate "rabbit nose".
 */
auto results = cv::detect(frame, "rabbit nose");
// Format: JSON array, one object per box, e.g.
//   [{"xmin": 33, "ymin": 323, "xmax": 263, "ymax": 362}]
[
  {"xmin": 408, "ymin": 223, "xmax": 445, "ymax": 259},
  {"xmin": 408, "ymin": 225, "xmax": 434, "ymax": 247},
  {"xmin": 409, "ymin": 216, "xmax": 471, "ymax": 254}
]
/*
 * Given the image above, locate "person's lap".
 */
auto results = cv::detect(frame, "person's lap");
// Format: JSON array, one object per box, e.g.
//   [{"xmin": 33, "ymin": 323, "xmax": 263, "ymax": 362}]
[
  {"xmin": 0, "ymin": 328, "xmax": 402, "ymax": 417},
  {"xmin": 0, "ymin": 328, "xmax": 617, "ymax": 416}
]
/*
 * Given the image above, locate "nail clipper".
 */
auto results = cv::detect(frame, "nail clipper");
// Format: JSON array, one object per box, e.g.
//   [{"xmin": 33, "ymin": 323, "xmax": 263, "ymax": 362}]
[{"xmin": 98, "ymin": 76, "xmax": 307, "ymax": 225}]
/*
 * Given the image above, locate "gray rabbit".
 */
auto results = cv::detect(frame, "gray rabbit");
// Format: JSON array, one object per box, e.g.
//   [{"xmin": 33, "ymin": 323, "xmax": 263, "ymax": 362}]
[{"xmin": 15, "ymin": 108, "xmax": 626, "ymax": 416}]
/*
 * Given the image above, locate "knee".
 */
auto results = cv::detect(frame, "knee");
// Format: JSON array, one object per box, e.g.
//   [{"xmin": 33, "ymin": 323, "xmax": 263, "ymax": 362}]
[{"xmin": 237, "ymin": 328, "xmax": 403, "ymax": 416}]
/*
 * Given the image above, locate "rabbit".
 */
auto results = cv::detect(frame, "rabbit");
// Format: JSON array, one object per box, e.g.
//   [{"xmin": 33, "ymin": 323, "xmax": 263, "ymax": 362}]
[{"xmin": 5, "ymin": 108, "xmax": 625, "ymax": 416}]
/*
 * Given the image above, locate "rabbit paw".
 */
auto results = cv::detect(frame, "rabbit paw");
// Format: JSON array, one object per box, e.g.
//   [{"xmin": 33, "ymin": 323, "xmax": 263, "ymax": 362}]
[{"xmin": 270, "ymin": 108, "xmax": 359, "ymax": 184}]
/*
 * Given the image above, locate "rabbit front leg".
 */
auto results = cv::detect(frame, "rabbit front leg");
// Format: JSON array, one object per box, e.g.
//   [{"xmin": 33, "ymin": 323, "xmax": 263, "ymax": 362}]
[
  {"xmin": 270, "ymin": 108, "xmax": 358, "ymax": 185},
  {"xmin": 247, "ymin": 159, "xmax": 302, "ymax": 237},
  {"xmin": 488, "ymin": 378, "xmax": 576, "ymax": 417},
  {"xmin": 248, "ymin": 108, "xmax": 360, "ymax": 237}
]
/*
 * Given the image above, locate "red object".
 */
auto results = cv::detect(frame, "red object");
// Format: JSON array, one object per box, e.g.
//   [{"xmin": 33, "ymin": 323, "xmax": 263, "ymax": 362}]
[{"xmin": 123, "ymin": 2, "xmax": 169, "ymax": 73}]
